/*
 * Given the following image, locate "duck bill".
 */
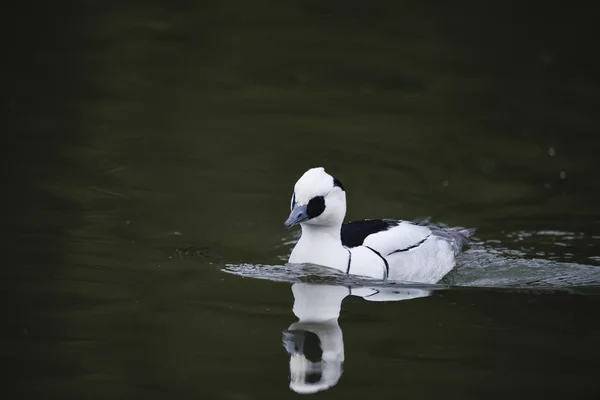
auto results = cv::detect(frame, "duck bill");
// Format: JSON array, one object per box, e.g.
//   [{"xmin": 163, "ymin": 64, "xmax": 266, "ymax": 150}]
[{"xmin": 285, "ymin": 205, "xmax": 309, "ymax": 229}]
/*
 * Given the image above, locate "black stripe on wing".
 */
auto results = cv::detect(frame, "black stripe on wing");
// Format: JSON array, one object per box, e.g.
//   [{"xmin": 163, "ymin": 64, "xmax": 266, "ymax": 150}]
[
  {"xmin": 340, "ymin": 219, "xmax": 400, "ymax": 248},
  {"xmin": 387, "ymin": 234, "xmax": 430, "ymax": 256}
]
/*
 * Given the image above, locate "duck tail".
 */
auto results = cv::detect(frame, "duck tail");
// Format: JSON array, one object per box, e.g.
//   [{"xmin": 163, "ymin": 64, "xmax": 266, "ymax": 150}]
[
  {"xmin": 429, "ymin": 226, "xmax": 476, "ymax": 255},
  {"xmin": 449, "ymin": 227, "xmax": 476, "ymax": 254}
]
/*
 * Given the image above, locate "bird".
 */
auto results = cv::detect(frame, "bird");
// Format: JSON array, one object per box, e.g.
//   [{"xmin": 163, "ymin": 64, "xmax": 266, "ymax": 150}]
[{"xmin": 284, "ymin": 167, "xmax": 475, "ymax": 283}]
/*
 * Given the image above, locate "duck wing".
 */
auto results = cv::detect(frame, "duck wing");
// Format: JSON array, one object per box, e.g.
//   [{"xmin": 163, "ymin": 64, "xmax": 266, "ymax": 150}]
[{"xmin": 342, "ymin": 219, "xmax": 474, "ymax": 256}]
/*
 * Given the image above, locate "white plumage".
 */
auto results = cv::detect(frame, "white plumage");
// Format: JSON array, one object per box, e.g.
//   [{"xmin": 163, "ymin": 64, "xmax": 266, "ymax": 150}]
[{"xmin": 284, "ymin": 167, "xmax": 475, "ymax": 283}]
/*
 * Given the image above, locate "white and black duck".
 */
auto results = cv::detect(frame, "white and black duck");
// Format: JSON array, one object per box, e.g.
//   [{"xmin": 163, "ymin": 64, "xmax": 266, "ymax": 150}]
[{"xmin": 284, "ymin": 167, "xmax": 475, "ymax": 283}]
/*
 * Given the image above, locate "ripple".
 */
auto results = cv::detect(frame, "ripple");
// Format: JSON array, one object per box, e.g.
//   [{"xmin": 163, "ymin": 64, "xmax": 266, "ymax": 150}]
[
  {"xmin": 223, "ymin": 263, "xmax": 446, "ymax": 291},
  {"xmin": 223, "ymin": 259, "xmax": 600, "ymax": 295},
  {"xmin": 225, "ymin": 227, "xmax": 600, "ymax": 293},
  {"xmin": 446, "ymin": 250, "xmax": 600, "ymax": 289}
]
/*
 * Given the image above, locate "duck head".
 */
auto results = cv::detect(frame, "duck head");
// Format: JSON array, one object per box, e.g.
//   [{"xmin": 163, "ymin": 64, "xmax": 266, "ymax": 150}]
[{"xmin": 285, "ymin": 167, "xmax": 346, "ymax": 229}]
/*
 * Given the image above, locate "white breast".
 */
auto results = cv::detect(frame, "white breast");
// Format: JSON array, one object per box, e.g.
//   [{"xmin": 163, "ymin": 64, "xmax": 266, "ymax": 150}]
[{"xmin": 289, "ymin": 229, "xmax": 349, "ymax": 272}]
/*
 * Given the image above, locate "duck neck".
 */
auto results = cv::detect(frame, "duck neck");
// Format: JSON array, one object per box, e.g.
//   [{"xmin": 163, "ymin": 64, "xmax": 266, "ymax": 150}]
[
  {"xmin": 290, "ymin": 223, "xmax": 348, "ymax": 272},
  {"xmin": 300, "ymin": 223, "xmax": 342, "ymax": 245}
]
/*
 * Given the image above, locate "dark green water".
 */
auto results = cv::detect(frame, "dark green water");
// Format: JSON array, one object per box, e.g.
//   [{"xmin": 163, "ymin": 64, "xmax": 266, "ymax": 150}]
[{"xmin": 3, "ymin": 1, "xmax": 600, "ymax": 398}]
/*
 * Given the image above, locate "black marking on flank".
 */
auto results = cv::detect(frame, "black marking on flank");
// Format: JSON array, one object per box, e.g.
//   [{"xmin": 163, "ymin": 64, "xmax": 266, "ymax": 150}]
[
  {"xmin": 306, "ymin": 196, "xmax": 325, "ymax": 219},
  {"xmin": 333, "ymin": 177, "xmax": 345, "ymax": 191},
  {"xmin": 365, "ymin": 246, "xmax": 389, "ymax": 280},
  {"xmin": 341, "ymin": 219, "xmax": 399, "ymax": 248},
  {"xmin": 345, "ymin": 248, "xmax": 352, "ymax": 274},
  {"xmin": 388, "ymin": 234, "xmax": 431, "ymax": 256}
]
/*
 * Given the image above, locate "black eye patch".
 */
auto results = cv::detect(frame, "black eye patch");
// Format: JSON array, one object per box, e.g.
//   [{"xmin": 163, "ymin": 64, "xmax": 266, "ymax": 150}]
[{"xmin": 306, "ymin": 196, "xmax": 325, "ymax": 219}]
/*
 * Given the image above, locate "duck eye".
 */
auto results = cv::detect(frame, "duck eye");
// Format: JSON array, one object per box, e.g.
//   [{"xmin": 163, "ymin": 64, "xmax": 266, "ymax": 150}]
[{"xmin": 290, "ymin": 193, "xmax": 296, "ymax": 211}]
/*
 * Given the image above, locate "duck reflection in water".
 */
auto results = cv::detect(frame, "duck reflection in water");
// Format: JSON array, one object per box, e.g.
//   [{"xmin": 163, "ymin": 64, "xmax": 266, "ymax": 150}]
[{"xmin": 282, "ymin": 282, "xmax": 431, "ymax": 394}]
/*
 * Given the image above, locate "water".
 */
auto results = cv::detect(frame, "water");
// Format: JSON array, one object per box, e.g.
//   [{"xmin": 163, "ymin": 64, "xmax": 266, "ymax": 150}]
[{"xmin": 3, "ymin": 1, "xmax": 600, "ymax": 398}]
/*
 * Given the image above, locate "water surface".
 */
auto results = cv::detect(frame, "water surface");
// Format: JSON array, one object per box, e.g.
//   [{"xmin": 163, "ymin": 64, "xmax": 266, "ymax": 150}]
[{"xmin": 3, "ymin": 1, "xmax": 600, "ymax": 398}]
